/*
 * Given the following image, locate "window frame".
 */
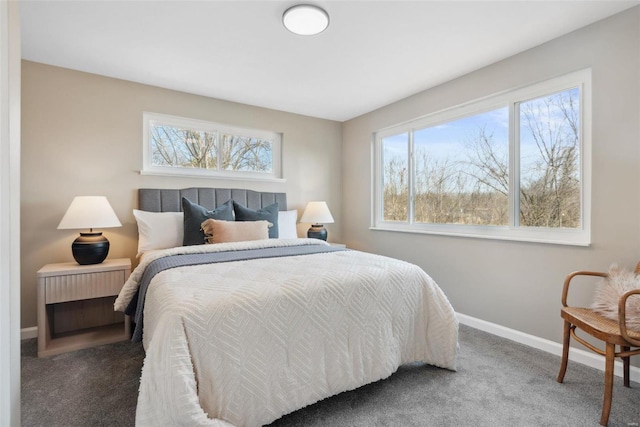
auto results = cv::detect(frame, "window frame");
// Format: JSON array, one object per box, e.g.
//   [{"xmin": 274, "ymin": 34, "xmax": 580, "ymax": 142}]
[
  {"xmin": 372, "ymin": 69, "xmax": 592, "ymax": 246},
  {"xmin": 142, "ymin": 112, "xmax": 284, "ymax": 182}
]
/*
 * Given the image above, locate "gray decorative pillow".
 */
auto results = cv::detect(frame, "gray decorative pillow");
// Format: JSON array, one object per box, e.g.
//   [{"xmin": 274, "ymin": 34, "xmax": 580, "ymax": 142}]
[
  {"xmin": 591, "ymin": 264, "xmax": 640, "ymax": 331},
  {"xmin": 233, "ymin": 201, "xmax": 279, "ymax": 238},
  {"xmin": 182, "ymin": 197, "xmax": 234, "ymax": 246}
]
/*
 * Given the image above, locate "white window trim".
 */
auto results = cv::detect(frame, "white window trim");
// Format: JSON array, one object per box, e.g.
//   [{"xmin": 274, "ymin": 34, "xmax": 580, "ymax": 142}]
[
  {"xmin": 372, "ymin": 69, "xmax": 592, "ymax": 246},
  {"xmin": 141, "ymin": 112, "xmax": 284, "ymax": 182}
]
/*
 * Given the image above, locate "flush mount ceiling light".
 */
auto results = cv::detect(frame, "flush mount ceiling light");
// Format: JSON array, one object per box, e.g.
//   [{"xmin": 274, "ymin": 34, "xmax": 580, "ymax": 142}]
[{"xmin": 283, "ymin": 4, "xmax": 329, "ymax": 36}]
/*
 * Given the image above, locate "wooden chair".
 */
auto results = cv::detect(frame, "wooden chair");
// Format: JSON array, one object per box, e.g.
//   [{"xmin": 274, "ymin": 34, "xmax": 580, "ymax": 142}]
[{"xmin": 557, "ymin": 268, "xmax": 640, "ymax": 426}]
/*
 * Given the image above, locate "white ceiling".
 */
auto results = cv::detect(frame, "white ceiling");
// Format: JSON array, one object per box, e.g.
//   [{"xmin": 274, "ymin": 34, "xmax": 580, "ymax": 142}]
[{"xmin": 19, "ymin": 0, "xmax": 640, "ymax": 122}]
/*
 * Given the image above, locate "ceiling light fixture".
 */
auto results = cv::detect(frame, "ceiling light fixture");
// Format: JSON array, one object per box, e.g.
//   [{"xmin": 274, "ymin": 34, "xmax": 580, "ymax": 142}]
[{"xmin": 283, "ymin": 4, "xmax": 329, "ymax": 36}]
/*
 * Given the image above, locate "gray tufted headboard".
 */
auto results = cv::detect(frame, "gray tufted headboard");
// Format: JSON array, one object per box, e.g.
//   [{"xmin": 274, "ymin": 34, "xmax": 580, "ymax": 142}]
[{"xmin": 138, "ymin": 188, "xmax": 287, "ymax": 212}]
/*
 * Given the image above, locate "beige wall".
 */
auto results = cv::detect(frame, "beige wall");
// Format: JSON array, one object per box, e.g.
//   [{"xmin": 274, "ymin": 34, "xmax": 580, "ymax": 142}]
[
  {"xmin": 20, "ymin": 61, "xmax": 343, "ymax": 328},
  {"xmin": 343, "ymin": 7, "xmax": 640, "ymax": 344}
]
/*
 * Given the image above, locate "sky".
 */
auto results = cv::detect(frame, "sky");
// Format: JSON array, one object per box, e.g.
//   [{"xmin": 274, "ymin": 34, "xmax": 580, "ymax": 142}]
[{"xmin": 382, "ymin": 86, "xmax": 579, "ymax": 187}]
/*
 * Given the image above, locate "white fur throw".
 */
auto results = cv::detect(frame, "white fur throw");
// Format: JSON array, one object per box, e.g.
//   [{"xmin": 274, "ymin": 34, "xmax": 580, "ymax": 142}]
[{"xmin": 591, "ymin": 264, "xmax": 640, "ymax": 331}]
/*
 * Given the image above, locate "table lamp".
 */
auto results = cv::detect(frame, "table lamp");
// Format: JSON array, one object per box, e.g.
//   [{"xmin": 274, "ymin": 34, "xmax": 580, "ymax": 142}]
[
  {"xmin": 57, "ymin": 196, "xmax": 122, "ymax": 265},
  {"xmin": 300, "ymin": 201, "xmax": 334, "ymax": 241}
]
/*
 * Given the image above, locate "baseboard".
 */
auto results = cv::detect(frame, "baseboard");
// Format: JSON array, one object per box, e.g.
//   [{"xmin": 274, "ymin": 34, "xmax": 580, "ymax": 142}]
[
  {"xmin": 21, "ymin": 326, "xmax": 37, "ymax": 340},
  {"xmin": 457, "ymin": 312, "xmax": 640, "ymax": 383}
]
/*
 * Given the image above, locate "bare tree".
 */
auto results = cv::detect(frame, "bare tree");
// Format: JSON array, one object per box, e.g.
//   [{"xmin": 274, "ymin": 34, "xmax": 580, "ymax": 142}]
[
  {"xmin": 381, "ymin": 88, "xmax": 579, "ymax": 228},
  {"xmin": 414, "ymin": 151, "xmax": 464, "ymax": 224},
  {"xmin": 464, "ymin": 126, "xmax": 509, "ymax": 197},
  {"xmin": 383, "ymin": 155, "xmax": 408, "ymax": 221},
  {"xmin": 220, "ymin": 135, "xmax": 272, "ymax": 172},
  {"xmin": 152, "ymin": 126, "xmax": 217, "ymax": 168},
  {"xmin": 460, "ymin": 90, "xmax": 579, "ymax": 228},
  {"xmin": 151, "ymin": 126, "xmax": 272, "ymax": 172},
  {"xmin": 519, "ymin": 90, "xmax": 580, "ymax": 227}
]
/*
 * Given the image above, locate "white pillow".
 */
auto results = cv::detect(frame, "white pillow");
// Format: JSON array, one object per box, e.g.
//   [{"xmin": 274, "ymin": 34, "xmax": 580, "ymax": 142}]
[
  {"xmin": 278, "ymin": 210, "xmax": 298, "ymax": 239},
  {"xmin": 133, "ymin": 210, "xmax": 184, "ymax": 257}
]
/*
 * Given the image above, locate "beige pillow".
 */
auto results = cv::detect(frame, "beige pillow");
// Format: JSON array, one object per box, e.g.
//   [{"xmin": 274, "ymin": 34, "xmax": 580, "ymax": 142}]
[
  {"xmin": 591, "ymin": 264, "xmax": 640, "ymax": 331},
  {"xmin": 201, "ymin": 219, "xmax": 270, "ymax": 244}
]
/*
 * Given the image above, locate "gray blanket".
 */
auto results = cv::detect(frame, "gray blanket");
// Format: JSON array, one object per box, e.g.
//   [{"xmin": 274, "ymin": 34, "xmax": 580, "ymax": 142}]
[{"xmin": 125, "ymin": 244, "xmax": 346, "ymax": 342}]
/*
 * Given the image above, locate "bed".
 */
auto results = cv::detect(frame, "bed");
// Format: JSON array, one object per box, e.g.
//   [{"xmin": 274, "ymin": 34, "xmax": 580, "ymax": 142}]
[{"xmin": 115, "ymin": 187, "xmax": 459, "ymax": 427}]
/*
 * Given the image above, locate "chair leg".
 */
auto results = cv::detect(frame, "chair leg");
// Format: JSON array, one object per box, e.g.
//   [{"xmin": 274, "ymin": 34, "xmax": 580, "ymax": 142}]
[
  {"xmin": 601, "ymin": 343, "xmax": 615, "ymax": 426},
  {"xmin": 557, "ymin": 320, "xmax": 571, "ymax": 383},
  {"xmin": 622, "ymin": 346, "xmax": 630, "ymax": 388}
]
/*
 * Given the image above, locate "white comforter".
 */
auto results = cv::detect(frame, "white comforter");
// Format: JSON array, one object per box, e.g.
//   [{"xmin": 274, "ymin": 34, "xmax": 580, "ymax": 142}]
[{"xmin": 115, "ymin": 239, "xmax": 458, "ymax": 427}]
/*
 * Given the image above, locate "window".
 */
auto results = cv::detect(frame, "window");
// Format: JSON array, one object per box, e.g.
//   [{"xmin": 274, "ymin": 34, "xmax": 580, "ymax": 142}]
[
  {"xmin": 142, "ymin": 113, "xmax": 283, "ymax": 181},
  {"xmin": 373, "ymin": 69, "xmax": 591, "ymax": 245}
]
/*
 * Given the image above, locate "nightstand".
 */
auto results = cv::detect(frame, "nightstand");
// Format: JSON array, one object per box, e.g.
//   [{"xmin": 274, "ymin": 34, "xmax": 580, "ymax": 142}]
[
  {"xmin": 328, "ymin": 242, "xmax": 346, "ymax": 248},
  {"xmin": 37, "ymin": 258, "xmax": 131, "ymax": 357}
]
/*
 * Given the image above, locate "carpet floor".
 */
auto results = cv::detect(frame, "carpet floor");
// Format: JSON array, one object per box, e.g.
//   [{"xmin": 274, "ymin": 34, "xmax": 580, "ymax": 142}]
[{"xmin": 21, "ymin": 324, "xmax": 640, "ymax": 426}]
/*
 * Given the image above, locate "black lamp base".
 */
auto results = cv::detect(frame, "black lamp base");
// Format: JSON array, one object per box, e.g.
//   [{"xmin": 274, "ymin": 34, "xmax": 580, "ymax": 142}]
[
  {"xmin": 307, "ymin": 224, "xmax": 328, "ymax": 241},
  {"xmin": 72, "ymin": 232, "xmax": 110, "ymax": 265}
]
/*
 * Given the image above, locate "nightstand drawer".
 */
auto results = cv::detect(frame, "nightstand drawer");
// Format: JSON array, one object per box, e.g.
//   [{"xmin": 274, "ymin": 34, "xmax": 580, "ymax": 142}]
[{"xmin": 45, "ymin": 270, "xmax": 126, "ymax": 304}]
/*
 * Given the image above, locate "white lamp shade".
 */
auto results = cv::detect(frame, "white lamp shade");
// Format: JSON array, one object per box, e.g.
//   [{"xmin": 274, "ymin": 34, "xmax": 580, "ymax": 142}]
[
  {"xmin": 300, "ymin": 201, "xmax": 334, "ymax": 224},
  {"xmin": 57, "ymin": 196, "xmax": 122, "ymax": 230}
]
